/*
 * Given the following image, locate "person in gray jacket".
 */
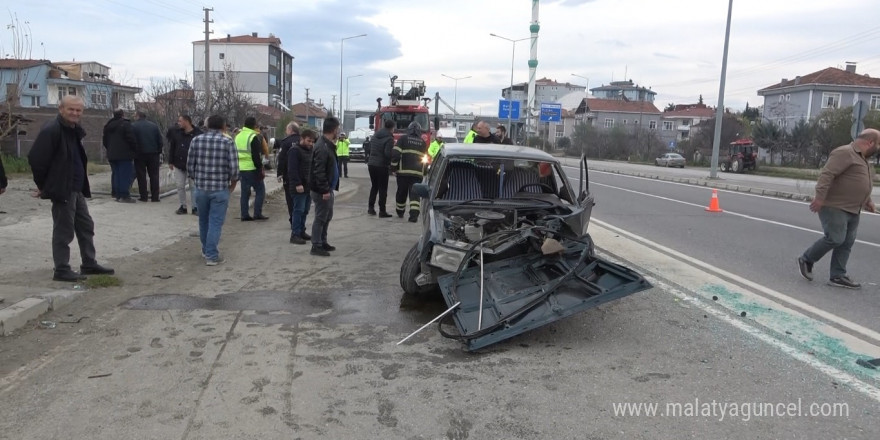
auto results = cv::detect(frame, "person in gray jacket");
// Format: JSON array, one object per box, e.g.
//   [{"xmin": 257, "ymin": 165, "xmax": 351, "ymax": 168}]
[
  {"xmin": 131, "ymin": 111, "xmax": 163, "ymax": 202},
  {"xmin": 367, "ymin": 119, "xmax": 395, "ymax": 217}
]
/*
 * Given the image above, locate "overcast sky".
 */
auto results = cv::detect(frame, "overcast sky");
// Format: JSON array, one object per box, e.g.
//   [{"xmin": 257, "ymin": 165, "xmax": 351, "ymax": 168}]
[{"xmin": 4, "ymin": 0, "xmax": 879, "ymax": 118}]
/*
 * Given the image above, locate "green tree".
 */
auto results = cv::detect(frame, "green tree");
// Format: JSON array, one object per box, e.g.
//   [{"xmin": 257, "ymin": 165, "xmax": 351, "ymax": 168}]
[
  {"xmin": 788, "ymin": 119, "xmax": 812, "ymax": 166},
  {"xmin": 751, "ymin": 120, "xmax": 782, "ymax": 164},
  {"xmin": 691, "ymin": 114, "xmax": 745, "ymax": 152}
]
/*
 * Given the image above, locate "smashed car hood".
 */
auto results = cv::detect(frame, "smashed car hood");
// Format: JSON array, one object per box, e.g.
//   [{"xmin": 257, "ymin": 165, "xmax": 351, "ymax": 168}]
[{"xmin": 436, "ymin": 238, "xmax": 652, "ymax": 351}]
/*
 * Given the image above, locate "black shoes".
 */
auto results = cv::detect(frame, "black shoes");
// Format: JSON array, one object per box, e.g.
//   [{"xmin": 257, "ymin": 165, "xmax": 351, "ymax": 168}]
[
  {"xmin": 191, "ymin": 207, "xmax": 198, "ymax": 215},
  {"xmin": 828, "ymin": 275, "xmax": 861, "ymax": 289},
  {"xmin": 118, "ymin": 197, "xmax": 136, "ymax": 204},
  {"xmin": 378, "ymin": 212, "xmax": 393, "ymax": 218},
  {"xmin": 254, "ymin": 215, "xmax": 269, "ymax": 221},
  {"xmin": 176, "ymin": 206, "xmax": 187, "ymax": 215},
  {"xmin": 408, "ymin": 216, "xmax": 418, "ymax": 223},
  {"xmin": 323, "ymin": 243, "xmax": 336, "ymax": 251},
  {"xmin": 310, "ymin": 246, "xmax": 330, "ymax": 257},
  {"xmin": 241, "ymin": 216, "xmax": 254, "ymax": 221},
  {"xmin": 301, "ymin": 231, "xmax": 311, "ymax": 240},
  {"xmin": 368, "ymin": 209, "xmax": 377, "ymax": 216},
  {"xmin": 138, "ymin": 197, "xmax": 149, "ymax": 202},
  {"xmin": 797, "ymin": 257, "xmax": 813, "ymax": 281},
  {"xmin": 53, "ymin": 270, "xmax": 87, "ymax": 282},
  {"xmin": 290, "ymin": 234, "xmax": 306, "ymax": 245},
  {"xmin": 396, "ymin": 211, "xmax": 404, "ymax": 219},
  {"xmin": 80, "ymin": 264, "xmax": 115, "ymax": 275}
]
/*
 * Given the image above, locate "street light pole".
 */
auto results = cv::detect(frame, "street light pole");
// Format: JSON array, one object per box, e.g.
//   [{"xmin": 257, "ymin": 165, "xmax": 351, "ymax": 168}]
[
  {"xmin": 346, "ymin": 73, "xmax": 363, "ymax": 114},
  {"xmin": 440, "ymin": 73, "xmax": 471, "ymax": 117},
  {"xmin": 490, "ymin": 33, "xmax": 529, "ymax": 142},
  {"xmin": 339, "ymin": 33, "xmax": 367, "ymax": 130}
]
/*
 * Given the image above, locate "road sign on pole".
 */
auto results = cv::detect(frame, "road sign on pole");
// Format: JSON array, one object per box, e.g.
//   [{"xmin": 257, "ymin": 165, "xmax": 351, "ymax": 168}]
[
  {"xmin": 498, "ymin": 100, "xmax": 521, "ymax": 120},
  {"xmin": 539, "ymin": 103, "xmax": 562, "ymax": 122}
]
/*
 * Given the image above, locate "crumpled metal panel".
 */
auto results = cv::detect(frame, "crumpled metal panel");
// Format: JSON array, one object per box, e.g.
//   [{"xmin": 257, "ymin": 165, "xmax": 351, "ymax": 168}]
[{"xmin": 437, "ymin": 240, "xmax": 652, "ymax": 351}]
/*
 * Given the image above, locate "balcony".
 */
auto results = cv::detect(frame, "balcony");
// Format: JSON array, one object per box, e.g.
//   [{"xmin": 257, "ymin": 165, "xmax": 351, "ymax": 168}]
[{"xmin": 676, "ymin": 125, "xmax": 691, "ymax": 132}]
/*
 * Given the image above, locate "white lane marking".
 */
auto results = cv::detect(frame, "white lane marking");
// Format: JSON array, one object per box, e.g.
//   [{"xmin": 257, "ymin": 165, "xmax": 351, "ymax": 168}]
[
  {"xmin": 591, "ymin": 181, "xmax": 880, "ymax": 249},
  {"xmin": 593, "ymin": 218, "xmax": 880, "ymax": 345}
]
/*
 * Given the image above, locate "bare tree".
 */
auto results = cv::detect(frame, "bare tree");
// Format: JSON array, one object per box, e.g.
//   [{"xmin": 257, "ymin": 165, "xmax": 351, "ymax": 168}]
[
  {"xmin": 196, "ymin": 62, "xmax": 256, "ymax": 129},
  {"xmin": 0, "ymin": 12, "xmax": 37, "ymax": 145},
  {"xmin": 136, "ymin": 76, "xmax": 197, "ymax": 138}
]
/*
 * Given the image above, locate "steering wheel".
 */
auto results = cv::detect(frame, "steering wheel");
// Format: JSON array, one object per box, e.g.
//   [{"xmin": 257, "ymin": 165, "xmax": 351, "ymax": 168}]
[{"xmin": 518, "ymin": 183, "xmax": 555, "ymax": 194}]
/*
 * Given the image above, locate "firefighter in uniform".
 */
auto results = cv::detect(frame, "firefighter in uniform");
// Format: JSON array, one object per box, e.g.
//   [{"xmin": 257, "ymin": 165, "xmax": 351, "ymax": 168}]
[{"xmin": 391, "ymin": 122, "xmax": 428, "ymax": 222}]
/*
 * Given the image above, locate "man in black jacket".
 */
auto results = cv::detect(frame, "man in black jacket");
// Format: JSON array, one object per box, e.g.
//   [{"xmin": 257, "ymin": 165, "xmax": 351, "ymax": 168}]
[
  {"xmin": 367, "ymin": 119, "xmax": 395, "ymax": 217},
  {"xmin": 391, "ymin": 121, "xmax": 428, "ymax": 222},
  {"xmin": 102, "ymin": 109, "xmax": 138, "ymax": 203},
  {"xmin": 132, "ymin": 111, "xmax": 164, "ymax": 202},
  {"xmin": 276, "ymin": 121, "xmax": 301, "ymax": 224},
  {"xmin": 309, "ymin": 117, "xmax": 340, "ymax": 256},
  {"xmin": 167, "ymin": 115, "xmax": 202, "ymax": 215},
  {"xmin": 287, "ymin": 129, "xmax": 316, "ymax": 244},
  {"xmin": 28, "ymin": 95, "xmax": 115, "ymax": 282}
]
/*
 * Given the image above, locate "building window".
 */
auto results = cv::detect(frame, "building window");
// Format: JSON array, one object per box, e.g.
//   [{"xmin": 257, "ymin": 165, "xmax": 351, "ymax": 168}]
[
  {"xmin": 218, "ymin": 72, "xmax": 225, "ymax": 80},
  {"xmin": 555, "ymin": 125, "xmax": 564, "ymax": 138},
  {"xmin": 604, "ymin": 118, "xmax": 614, "ymax": 128},
  {"xmin": 219, "ymin": 53, "xmax": 225, "ymax": 60},
  {"xmin": 269, "ymin": 74, "xmax": 277, "ymax": 86},
  {"xmin": 91, "ymin": 90, "xmax": 107, "ymax": 106},
  {"xmin": 649, "ymin": 120, "xmax": 657, "ymax": 129},
  {"xmin": 27, "ymin": 83, "xmax": 39, "ymax": 90},
  {"xmin": 821, "ymin": 92, "xmax": 841, "ymax": 109},
  {"xmin": 622, "ymin": 119, "xmax": 627, "ymax": 125},
  {"xmin": 663, "ymin": 121, "xmax": 674, "ymax": 130},
  {"xmin": 58, "ymin": 86, "xmax": 77, "ymax": 101},
  {"xmin": 785, "ymin": 94, "xmax": 791, "ymax": 101},
  {"xmin": 26, "ymin": 95, "xmax": 41, "ymax": 107},
  {"xmin": 269, "ymin": 54, "xmax": 278, "ymax": 67},
  {"xmin": 778, "ymin": 95, "xmax": 784, "ymax": 103},
  {"xmin": 871, "ymin": 95, "xmax": 880, "ymax": 110}
]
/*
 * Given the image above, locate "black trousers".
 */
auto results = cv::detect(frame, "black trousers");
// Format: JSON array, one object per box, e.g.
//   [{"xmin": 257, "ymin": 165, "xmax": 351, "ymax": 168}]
[
  {"xmin": 367, "ymin": 165, "xmax": 390, "ymax": 213},
  {"xmin": 395, "ymin": 175, "xmax": 422, "ymax": 219},
  {"xmin": 51, "ymin": 192, "xmax": 98, "ymax": 272},
  {"xmin": 282, "ymin": 178, "xmax": 293, "ymax": 224},
  {"xmin": 310, "ymin": 191, "xmax": 334, "ymax": 246},
  {"xmin": 337, "ymin": 156, "xmax": 350, "ymax": 177},
  {"xmin": 134, "ymin": 153, "xmax": 161, "ymax": 201}
]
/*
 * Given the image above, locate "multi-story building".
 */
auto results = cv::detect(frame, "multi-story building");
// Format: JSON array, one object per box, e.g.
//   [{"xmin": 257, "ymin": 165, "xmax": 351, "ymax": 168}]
[
  {"xmin": 658, "ymin": 103, "xmax": 716, "ymax": 147},
  {"xmin": 0, "ymin": 59, "xmax": 140, "ymax": 110},
  {"xmin": 590, "ymin": 80, "xmax": 657, "ymax": 103},
  {"xmin": 501, "ymin": 78, "xmax": 585, "ymax": 141},
  {"xmin": 192, "ymin": 33, "xmax": 294, "ymax": 108},
  {"xmin": 757, "ymin": 63, "xmax": 880, "ymax": 129},
  {"xmin": 573, "ymin": 98, "xmax": 661, "ymax": 133}
]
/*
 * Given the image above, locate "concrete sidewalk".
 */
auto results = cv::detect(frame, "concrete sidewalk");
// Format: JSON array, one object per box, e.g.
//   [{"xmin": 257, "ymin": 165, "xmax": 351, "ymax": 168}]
[{"xmin": 0, "ymin": 168, "xmax": 357, "ymax": 335}]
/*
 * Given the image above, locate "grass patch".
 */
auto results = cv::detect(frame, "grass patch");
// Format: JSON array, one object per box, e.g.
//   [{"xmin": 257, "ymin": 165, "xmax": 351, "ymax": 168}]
[
  {"xmin": 83, "ymin": 274, "xmax": 122, "ymax": 289},
  {"xmin": 1, "ymin": 153, "xmax": 30, "ymax": 173},
  {"xmin": 750, "ymin": 166, "xmax": 820, "ymax": 181},
  {"xmin": 87, "ymin": 162, "xmax": 111, "ymax": 174}
]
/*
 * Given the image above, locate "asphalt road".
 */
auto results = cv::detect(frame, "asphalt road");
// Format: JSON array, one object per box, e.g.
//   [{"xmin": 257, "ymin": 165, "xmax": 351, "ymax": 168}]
[{"xmin": 0, "ymin": 159, "xmax": 878, "ymax": 439}]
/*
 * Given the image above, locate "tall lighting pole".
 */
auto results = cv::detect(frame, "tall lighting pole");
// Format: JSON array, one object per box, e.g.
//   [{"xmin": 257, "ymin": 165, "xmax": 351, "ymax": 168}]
[
  {"xmin": 490, "ymin": 33, "xmax": 529, "ymax": 140},
  {"xmin": 346, "ymin": 73, "xmax": 363, "ymax": 113},
  {"xmin": 339, "ymin": 33, "xmax": 367, "ymax": 130},
  {"xmin": 440, "ymin": 73, "xmax": 471, "ymax": 116},
  {"xmin": 709, "ymin": 0, "xmax": 734, "ymax": 179}
]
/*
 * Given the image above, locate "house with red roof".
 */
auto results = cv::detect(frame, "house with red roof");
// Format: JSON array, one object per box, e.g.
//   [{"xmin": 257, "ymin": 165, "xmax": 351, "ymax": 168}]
[{"xmin": 757, "ymin": 63, "xmax": 880, "ymax": 129}]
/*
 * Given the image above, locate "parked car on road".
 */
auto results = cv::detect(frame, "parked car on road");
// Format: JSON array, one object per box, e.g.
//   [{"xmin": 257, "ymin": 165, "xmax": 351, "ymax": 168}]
[
  {"xmin": 349, "ymin": 135, "xmax": 367, "ymax": 162},
  {"xmin": 400, "ymin": 143, "xmax": 652, "ymax": 351},
  {"xmin": 655, "ymin": 153, "xmax": 686, "ymax": 168}
]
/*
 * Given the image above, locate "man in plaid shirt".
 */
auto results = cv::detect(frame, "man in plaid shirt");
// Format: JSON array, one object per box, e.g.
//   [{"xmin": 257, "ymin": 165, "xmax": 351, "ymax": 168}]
[{"xmin": 187, "ymin": 115, "xmax": 239, "ymax": 266}]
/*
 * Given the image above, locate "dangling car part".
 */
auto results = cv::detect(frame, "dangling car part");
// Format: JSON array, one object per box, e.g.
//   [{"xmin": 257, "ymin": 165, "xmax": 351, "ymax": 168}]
[{"xmin": 399, "ymin": 144, "xmax": 652, "ymax": 351}]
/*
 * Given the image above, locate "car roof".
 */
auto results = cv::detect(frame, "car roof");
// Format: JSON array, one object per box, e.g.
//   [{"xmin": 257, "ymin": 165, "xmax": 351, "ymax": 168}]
[{"xmin": 442, "ymin": 143, "xmax": 560, "ymax": 162}]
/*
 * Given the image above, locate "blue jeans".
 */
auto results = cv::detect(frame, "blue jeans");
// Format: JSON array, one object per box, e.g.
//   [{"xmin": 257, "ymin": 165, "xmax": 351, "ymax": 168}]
[
  {"xmin": 195, "ymin": 187, "xmax": 230, "ymax": 261},
  {"xmin": 109, "ymin": 159, "xmax": 134, "ymax": 199},
  {"xmin": 291, "ymin": 191, "xmax": 311, "ymax": 236},
  {"xmin": 802, "ymin": 206, "xmax": 860, "ymax": 279},
  {"xmin": 239, "ymin": 170, "xmax": 265, "ymax": 218}
]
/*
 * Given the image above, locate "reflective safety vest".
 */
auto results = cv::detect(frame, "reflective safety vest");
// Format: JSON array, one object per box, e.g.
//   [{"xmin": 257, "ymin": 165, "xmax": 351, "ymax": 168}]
[
  {"xmin": 235, "ymin": 127, "xmax": 258, "ymax": 171},
  {"xmin": 336, "ymin": 138, "xmax": 350, "ymax": 157},
  {"xmin": 428, "ymin": 140, "xmax": 442, "ymax": 158},
  {"xmin": 463, "ymin": 130, "xmax": 476, "ymax": 144}
]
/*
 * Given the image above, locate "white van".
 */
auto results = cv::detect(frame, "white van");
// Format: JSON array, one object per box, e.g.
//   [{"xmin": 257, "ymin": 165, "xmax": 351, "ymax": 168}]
[{"xmin": 436, "ymin": 127, "xmax": 459, "ymax": 144}]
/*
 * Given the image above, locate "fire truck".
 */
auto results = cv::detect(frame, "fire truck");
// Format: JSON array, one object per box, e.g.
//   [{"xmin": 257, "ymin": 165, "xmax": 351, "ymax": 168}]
[{"xmin": 370, "ymin": 76, "xmax": 433, "ymax": 148}]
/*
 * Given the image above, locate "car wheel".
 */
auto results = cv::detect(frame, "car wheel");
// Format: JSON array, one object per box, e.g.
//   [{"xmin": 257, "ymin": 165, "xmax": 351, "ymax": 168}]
[
  {"xmin": 733, "ymin": 158, "xmax": 743, "ymax": 173},
  {"xmin": 721, "ymin": 161, "xmax": 729, "ymax": 172},
  {"xmin": 400, "ymin": 243, "xmax": 436, "ymax": 295}
]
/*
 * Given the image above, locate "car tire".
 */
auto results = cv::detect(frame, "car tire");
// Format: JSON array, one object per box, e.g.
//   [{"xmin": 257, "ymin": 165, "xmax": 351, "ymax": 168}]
[
  {"xmin": 733, "ymin": 158, "xmax": 743, "ymax": 173},
  {"xmin": 655, "ymin": 160, "xmax": 660, "ymax": 166},
  {"xmin": 400, "ymin": 243, "xmax": 436, "ymax": 295},
  {"xmin": 721, "ymin": 161, "xmax": 729, "ymax": 172}
]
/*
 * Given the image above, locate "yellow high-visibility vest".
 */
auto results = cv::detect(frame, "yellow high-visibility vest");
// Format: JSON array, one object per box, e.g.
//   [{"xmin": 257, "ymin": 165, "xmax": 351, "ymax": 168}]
[{"xmin": 235, "ymin": 127, "xmax": 258, "ymax": 171}]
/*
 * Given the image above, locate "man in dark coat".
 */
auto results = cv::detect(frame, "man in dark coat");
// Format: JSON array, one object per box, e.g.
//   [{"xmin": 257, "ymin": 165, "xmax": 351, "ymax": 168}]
[
  {"xmin": 287, "ymin": 129, "xmax": 316, "ymax": 244},
  {"xmin": 131, "ymin": 111, "xmax": 164, "ymax": 202},
  {"xmin": 309, "ymin": 117, "xmax": 340, "ymax": 256},
  {"xmin": 276, "ymin": 121, "xmax": 301, "ymax": 224},
  {"xmin": 167, "ymin": 115, "xmax": 203, "ymax": 215},
  {"xmin": 28, "ymin": 95, "xmax": 115, "ymax": 282},
  {"xmin": 367, "ymin": 119, "xmax": 395, "ymax": 217},
  {"xmin": 102, "ymin": 109, "xmax": 138, "ymax": 202}
]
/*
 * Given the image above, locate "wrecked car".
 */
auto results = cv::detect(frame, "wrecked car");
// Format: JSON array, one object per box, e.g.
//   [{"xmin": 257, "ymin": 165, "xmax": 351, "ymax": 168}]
[{"xmin": 399, "ymin": 144, "xmax": 652, "ymax": 351}]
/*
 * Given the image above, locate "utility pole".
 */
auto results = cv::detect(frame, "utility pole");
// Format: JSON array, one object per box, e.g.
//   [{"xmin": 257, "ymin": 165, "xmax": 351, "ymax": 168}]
[
  {"xmin": 305, "ymin": 88, "xmax": 311, "ymax": 127},
  {"xmin": 203, "ymin": 7, "xmax": 214, "ymax": 113},
  {"xmin": 331, "ymin": 95, "xmax": 337, "ymax": 116}
]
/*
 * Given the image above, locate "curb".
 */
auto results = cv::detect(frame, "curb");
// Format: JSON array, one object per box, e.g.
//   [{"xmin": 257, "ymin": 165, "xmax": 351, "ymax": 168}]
[{"xmin": 589, "ymin": 166, "xmax": 814, "ymax": 202}]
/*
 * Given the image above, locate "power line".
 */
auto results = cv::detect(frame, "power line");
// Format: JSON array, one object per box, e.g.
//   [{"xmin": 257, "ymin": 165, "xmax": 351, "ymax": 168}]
[{"xmin": 102, "ymin": 0, "xmax": 194, "ymax": 25}]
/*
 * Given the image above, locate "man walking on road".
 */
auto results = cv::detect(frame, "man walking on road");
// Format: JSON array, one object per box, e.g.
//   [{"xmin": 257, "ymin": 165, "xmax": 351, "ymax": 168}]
[
  {"xmin": 187, "ymin": 115, "xmax": 239, "ymax": 266},
  {"xmin": 28, "ymin": 95, "xmax": 115, "ymax": 281},
  {"xmin": 235, "ymin": 116, "xmax": 267, "ymax": 221},
  {"xmin": 367, "ymin": 120, "xmax": 395, "ymax": 217},
  {"xmin": 102, "ymin": 109, "xmax": 138, "ymax": 203},
  {"xmin": 391, "ymin": 121, "xmax": 427, "ymax": 222},
  {"xmin": 167, "ymin": 115, "xmax": 202, "ymax": 215},
  {"xmin": 131, "ymin": 111, "xmax": 163, "ymax": 202},
  {"xmin": 309, "ymin": 117, "xmax": 340, "ymax": 256},
  {"xmin": 798, "ymin": 128, "xmax": 878, "ymax": 289}
]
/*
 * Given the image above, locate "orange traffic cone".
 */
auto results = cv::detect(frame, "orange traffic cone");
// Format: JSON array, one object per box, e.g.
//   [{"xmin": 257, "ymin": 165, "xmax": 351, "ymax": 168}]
[{"xmin": 705, "ymin": 189, "xmax": 723, "ymax": 213}]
